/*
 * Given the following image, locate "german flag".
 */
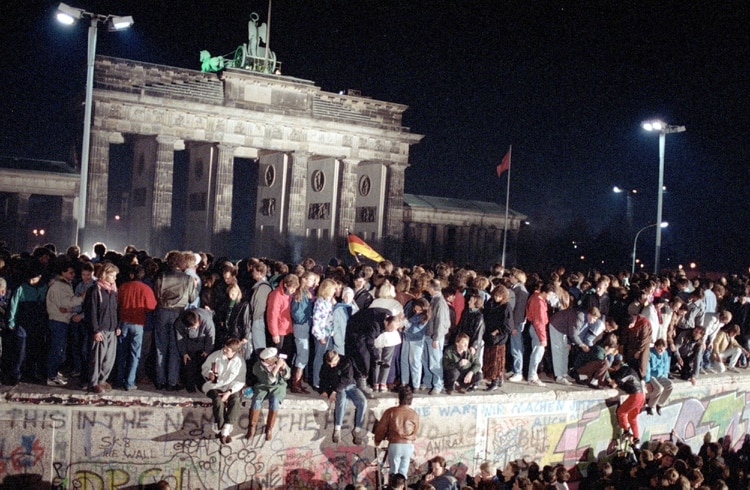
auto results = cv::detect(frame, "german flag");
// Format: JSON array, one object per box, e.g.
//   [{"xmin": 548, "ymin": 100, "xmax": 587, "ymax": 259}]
[{"xmin": 347, "ymin": 233, "xmax": 385, "ymax": 263}]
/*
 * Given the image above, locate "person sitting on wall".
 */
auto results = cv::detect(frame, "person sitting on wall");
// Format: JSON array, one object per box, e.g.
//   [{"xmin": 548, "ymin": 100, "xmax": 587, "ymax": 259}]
[
  {"xmin": 318, "ymin": 350, "xmax": 368, "ymax": 445},
  {"xmin": 175, "ymin": 308, "xmax": 216, "ymax": 392},
  {"xmin": 442, "ymin": 333, "xmax": 482, "ymax": 394},
  {"xmin": 671, "ymin": 325, "xmax": 705, "ymax": 385},
  {"xmin": 571, "ymin": 332, "xmax": 618, "ymax": 389},
  {"xmin": 201, "ymin": 338, "xmax": 246, "ymax": 444},
  {"xmin": 710, "ymin": 323, "xmax": 748, "ymax": 374},
  {"xmin": 644, "ymin": 338, "xmax": 672, "ymax": 416},
  {"xmin": 246, "ymin": 347, "xmax": 290, "ymax": 441}
]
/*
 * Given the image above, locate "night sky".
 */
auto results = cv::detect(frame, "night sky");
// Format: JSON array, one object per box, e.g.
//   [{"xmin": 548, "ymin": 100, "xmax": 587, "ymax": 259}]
[{"xmin": 1, "ymin": 1, "xmax": 749, "ymax": 271}]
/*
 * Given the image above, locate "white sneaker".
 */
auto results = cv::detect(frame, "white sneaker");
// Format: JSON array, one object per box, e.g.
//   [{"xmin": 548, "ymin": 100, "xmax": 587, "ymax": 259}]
[
  {"xmin": 728, "ymin": 367, "xmax": 740, "ymax": 373},
  {"xmin": 508, "ymin": 373, "xmax": 523, "ymax": 383},
  {"xmin": 528, "ymin": 378, "xmax": 546, "ymax": 387},
  {"xmin": 717, "ymin": 363, "xmax": 726, "ymax": 374},
  {"xmin": 556, "ymin": 376, "xmax": 572, "ymax": 386},
  {"xmin": 47, "ymin": 374, "xmax": 68, "ymax": 386},
  {"xmin": 332, "ymin": 428, "xmax": 341, "ymax": 443}
]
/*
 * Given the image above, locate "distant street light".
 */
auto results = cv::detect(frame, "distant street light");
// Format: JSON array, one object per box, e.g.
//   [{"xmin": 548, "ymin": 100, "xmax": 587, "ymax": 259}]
[
  {"xmin": 642, "ymin": 120, "xmax": 685, "ymax": 273},
  {"xmin": 632, "ymin": 222, "xmax": 669, "ymax": 275},
  {"xmin": 56, "ymin": 3, "xmax": 133, "ymax": 246}
]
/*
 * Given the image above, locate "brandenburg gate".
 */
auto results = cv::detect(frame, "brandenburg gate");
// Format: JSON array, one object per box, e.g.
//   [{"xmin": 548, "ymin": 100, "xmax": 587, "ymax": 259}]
[{"xmin": 87, "ymin": 55, "xmax": 422, "ymax": 260}]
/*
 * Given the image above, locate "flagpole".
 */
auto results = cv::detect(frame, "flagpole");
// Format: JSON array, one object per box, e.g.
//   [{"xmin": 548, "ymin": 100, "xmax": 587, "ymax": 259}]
[{"xmin": 501, "ymin": 146, "xmax": 512, "ymax": 268}]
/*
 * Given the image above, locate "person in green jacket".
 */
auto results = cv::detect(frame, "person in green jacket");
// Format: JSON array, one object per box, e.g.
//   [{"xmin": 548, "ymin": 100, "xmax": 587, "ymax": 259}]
[
  {"xmin": 442, "ymin": 333, "xmax": 481, "ymax": 394},
  {"xmin": 245, "ymin": 347, "xmax": 290, "ymax": 441},
  {"xmin": 6, "ymin": 266, "xmax": 47, "ymax": 385}
]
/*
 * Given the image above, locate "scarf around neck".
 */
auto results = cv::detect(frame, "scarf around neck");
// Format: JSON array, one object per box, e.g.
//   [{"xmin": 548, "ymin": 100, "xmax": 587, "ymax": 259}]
[{"xmin": 98, "ymin": 279, "xmax": 117, "ymax": 293}]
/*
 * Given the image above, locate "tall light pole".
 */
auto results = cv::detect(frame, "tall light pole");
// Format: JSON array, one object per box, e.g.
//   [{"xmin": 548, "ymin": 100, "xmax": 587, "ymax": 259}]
[
  {"xmin": 641, "ymin": 120, "xmax": 685, "ymax": 273},
  {"xmin": 56, "ymin": 3, "xmax": 133, "ymax": 247},
  {"xmin": 632, "ymin": 222, "xmax": 668, "ymax": 276}
]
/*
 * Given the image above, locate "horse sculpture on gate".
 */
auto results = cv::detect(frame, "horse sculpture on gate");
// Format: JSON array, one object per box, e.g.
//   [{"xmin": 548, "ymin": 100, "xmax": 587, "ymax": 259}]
[{"xmin": 200, "ymin": 12, "xmax": 278, "ymax": 74}]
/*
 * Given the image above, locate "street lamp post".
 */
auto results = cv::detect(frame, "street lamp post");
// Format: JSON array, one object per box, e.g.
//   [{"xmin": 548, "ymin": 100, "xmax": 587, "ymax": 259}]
[
  {"xmin": 632, "ymin": 222, "xmax": 669, "ymax": 276},
  {"xmin": 56, "ymin": 3, "xmax": 133, "ymax": 247},
  {"xmin": 642, "ymin": 120, "xmax": 685, "ymax": 274}
]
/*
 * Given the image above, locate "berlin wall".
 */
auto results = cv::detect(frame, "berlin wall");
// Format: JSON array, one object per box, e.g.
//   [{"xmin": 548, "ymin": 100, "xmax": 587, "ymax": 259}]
[{"xmin": 1, "ymin": 375, "xmax": 748, "ymax": 489}]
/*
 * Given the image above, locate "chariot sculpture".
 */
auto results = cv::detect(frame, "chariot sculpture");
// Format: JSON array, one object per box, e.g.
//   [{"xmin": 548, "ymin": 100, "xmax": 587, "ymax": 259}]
[{"xmin": 200, "ymin": 12, "xmax": 279, "ymax": 73}]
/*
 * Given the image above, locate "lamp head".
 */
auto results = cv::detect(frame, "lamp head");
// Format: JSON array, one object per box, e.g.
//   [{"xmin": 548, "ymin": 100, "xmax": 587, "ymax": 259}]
[
  {"xmin": 109, "ymin": 15, "xmax": 134, "ymax": 31},
  {"xmin": 642, "ymin": 120, "xmax": 664, "ymax": 132},
  {"xmin": 56, "ymin": 2, "xmax": 83, "ymax": 24}
]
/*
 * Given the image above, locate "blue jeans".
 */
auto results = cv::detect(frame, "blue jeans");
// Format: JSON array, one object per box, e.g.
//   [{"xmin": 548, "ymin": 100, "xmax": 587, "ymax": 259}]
[
  {"xmin": 388, "ymin": 443, "xmax": 414, "ymax": 476},
  {"xmin": 3, "ymin": 326, "xmax": 26, "ymax": 383},
  {"xmin": 47, "ymin": 319, "xmax": 69, "ymax": 379},
  {"xmin": 510, "ymin": 322, "xmax": 525, "ymax": 375},
  {"xmin": 251, "ymin": 392, "xmax": 282, "ymax": 411},
  {"xmin": 250, "ymin": 319, "xmax": 267, "ymax": 352},
  {"xmin": 69, "ymin": 320, "xmax": 89, "ymax": 375},
  {"xmin": 155, "ymin": 308, "xmax": 181, "ymax": 386},
  {"xmin": 292, "ymin": 323, "xmax": 310, "ymax": 369},
  {"xmin": 312, "ymin": 336, "xmax": 333, "ymax": 388},
  {"xmin": 400, "ymin": 337, "xmax": 424, "ymax": 388},
  {"xmin": 528, "ymin": 326, "xmax": 545, "ymax": 381},
  {"xmin": 117, "ymin": 322, "xmax": 144, "ymax": 389},
  {"xmin": 334, "ymin": 383, "xmax": 367, "ymax": 428},
  {"xmin": 422, "ymin": 337, "xmax": 444, "ymax": 390},
  {"xmin": 549, "ymin": 327, "xmax": 568, "ymax": 378}
]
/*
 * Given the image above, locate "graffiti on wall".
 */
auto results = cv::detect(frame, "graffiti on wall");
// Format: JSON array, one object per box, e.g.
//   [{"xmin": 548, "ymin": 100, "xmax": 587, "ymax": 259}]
[{"xmin": 0, "ymin": 385, "xmax": 749, "ymax": 488}]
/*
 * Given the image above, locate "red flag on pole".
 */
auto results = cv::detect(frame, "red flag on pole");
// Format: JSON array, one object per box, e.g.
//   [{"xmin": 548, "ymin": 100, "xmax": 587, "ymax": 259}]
[{"xmin": 496, "ymin": 149, "xmax": 511, "ymax": 177}]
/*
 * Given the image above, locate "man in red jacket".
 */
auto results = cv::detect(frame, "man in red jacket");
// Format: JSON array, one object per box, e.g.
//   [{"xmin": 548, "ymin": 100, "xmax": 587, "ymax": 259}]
[
  {"xmin": 525, "ymin": 281, "xmax": 555, "ymax": 387},
  {"xmin": 117, "ymin": 264, "xmax": 157, "ymax": 391},
  {"xmin": 266, "ymin": 274, "xmax": 299, "ymax": 358}
]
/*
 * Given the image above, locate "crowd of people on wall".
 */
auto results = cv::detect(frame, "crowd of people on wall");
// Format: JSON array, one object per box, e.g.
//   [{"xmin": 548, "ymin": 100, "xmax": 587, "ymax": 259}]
[{"xmin": 2, "ymin": 239, "xmax": 750, "ymax": 485}]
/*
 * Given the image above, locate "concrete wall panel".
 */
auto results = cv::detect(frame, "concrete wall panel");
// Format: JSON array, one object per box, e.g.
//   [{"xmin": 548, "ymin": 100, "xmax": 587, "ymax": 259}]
[{"xmin": 1, "ymin": 376, "xmax": 749, "ymax": 488}]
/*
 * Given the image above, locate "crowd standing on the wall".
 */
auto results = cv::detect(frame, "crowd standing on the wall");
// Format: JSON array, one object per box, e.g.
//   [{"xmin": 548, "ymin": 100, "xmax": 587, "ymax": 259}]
[{"xmin": 1, "ymin": 240, "xmax": 750, "ymax": 488}]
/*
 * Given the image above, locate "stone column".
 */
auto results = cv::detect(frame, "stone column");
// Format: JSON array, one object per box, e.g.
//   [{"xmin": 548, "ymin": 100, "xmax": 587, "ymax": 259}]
[
  {"xmin": 383, "ymin": 163, "xmax": 407, "ymax": 239},
  {"xmin": 211, "ymin": 144, "xmax": 235, "ymax": 255},
  {"xmin": 15, "ymin": 193, "xmax": 31, "ymax": 252},
  {"xmin": 152, "ymin": 135, "xmax": 177, "ymax": 230},
  {"xmin": 213, "ymin": 144, "xmax": 235, "ymax": 234},
  {"xmin": 383, "ymin": 163, "xmax": 407, "ymax": 261},
  {"xmin": 337, "ymin": 158, "xmax": 359, "ymax": 236},
  {"xmin": 287, "ymin": 152, "xmax": 309, "ymax": 237},
  {"xmin": 420, "ymin": 223, "xmax": 430, "ymax": 259},
  {"xmin": 61, "ymin": 196, "xmax": 77, "ymax": 246},
  {"xmin": 15, "ymin": 193, "xmax": 30, "ymax": 224},
  {"xmin": 150, "ymin": 135, "xmax": 181, "ymax": 255},
  {"xmin": 86, "ymin": 130, "xmax": 111, "ymax": 229},
  {"xmin": 61, "ymin": 196, "xmax": 76, "ymax": 221}
]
